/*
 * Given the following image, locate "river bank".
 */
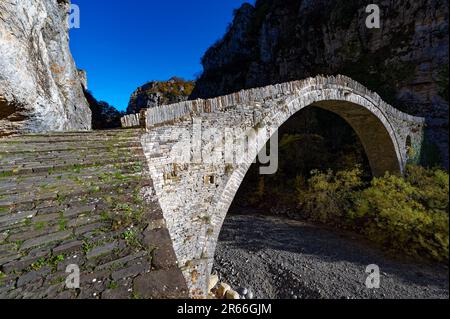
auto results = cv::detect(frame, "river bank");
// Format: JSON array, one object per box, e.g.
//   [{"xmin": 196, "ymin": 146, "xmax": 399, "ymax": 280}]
[{"xmin": 213, "ymin": 214, "xmax": 449, "ymax": 299}]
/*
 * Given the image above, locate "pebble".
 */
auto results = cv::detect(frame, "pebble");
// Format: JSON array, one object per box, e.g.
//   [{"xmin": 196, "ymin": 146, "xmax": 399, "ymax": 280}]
[{"xmin": 236, "ymin": 287, "xmax": 248, "ymax": 296}]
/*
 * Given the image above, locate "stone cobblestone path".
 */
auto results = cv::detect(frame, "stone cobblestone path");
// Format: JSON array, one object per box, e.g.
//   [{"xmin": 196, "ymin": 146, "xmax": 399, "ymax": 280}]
[{"xmin": 0, "ymin": 129, "xmax": 188, "ymax": 299}]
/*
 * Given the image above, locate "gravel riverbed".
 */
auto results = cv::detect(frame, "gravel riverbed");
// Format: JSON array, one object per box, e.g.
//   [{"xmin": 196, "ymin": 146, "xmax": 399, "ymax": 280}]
[{"xmin": 213, "ymin": 214, "xmax": 449, "ymax": 299}]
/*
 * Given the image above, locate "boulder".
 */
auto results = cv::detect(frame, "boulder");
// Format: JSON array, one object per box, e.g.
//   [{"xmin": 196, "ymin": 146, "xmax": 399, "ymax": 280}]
[
  {"xmin": 208, "ymin": 274, "xmax": 219, "ymax": 292},
  {"xmin": 215, "ymin": 282, "xmax": 231, "ymax": 299}
]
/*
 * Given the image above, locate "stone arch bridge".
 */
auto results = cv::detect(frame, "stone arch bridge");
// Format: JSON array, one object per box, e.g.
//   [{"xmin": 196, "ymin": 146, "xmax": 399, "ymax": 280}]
[{"xmin": 0, "ymin": 76, "xmax": 424, "ymax": 299}]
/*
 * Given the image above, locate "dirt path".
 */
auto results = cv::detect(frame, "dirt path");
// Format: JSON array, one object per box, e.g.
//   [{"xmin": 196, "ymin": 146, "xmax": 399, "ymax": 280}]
[{"xmin": 213, "ymin": 214, "xmax": 449, "ymax": 299}]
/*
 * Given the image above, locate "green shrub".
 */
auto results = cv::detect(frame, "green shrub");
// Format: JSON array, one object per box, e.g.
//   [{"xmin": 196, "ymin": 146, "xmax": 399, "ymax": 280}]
[
  {"xmin": 405, "ymin": 165, "xmax": 449, "ymax": 215},
  {"xmin": 352, "ymin": 168, "xmax": 449, "ymax": 262},
  {"xmin": 297, "ymin": 165, "xmax": 449, "ymax": 262},
  {"xmin": 297, "ymin": 166, "xmax": 363, "ymax": 226}
]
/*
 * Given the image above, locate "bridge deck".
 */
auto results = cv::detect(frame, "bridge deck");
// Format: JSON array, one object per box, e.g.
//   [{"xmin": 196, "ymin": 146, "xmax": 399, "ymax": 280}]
[{"xmin": 0, "ymin": 129, "xmax": 187, "ymax": 299}]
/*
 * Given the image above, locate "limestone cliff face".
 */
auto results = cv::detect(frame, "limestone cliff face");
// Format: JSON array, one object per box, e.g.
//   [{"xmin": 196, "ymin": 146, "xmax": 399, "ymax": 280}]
[
  {"xmin": 0, "ymin": 0, "xmax": 91, "ymax": 136},
  {"xmin": 192, "ymin": 0, "xmax": 449, "ymax": 166},
  {"xmin": 127, "ymin": 77, "xmax": 195, "ymax": 114}
]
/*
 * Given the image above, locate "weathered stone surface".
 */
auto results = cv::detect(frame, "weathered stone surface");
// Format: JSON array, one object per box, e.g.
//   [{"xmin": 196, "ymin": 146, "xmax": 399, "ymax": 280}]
[
  {"xmin": 8, "ymin": 225, "xmax": 60, "ymax": 242},
  {"xmin": 80, "ymin": 270, "xmax": 111, "ymax": 285},
  {"xmin": 0, "ymin": 210, "xmax": 36, "ymax": 227},
  {"xmin": 55, "ymin": 290, "xmax": 77, "ymax": 299},
  {"xmin": 133, "ymin": 268, "xmax": 188, "ymax": 299},
  {"xmin": 74, "ymin": 222, "xmax": 107, "ymax": 235},
  {"xmin": 111, "ymin": 263, "xmax": 149, "ymax": 281},
  {"xmin": 143, "ymin": 227, "xmax": 172, "ymax": 248},
  {"xmin": 143, "ymin": 227, "xmax": 178, "ymax": 270},
  {"xmin": 151, "ymin": 245, "xmax": 178, "ymax": 271},
  {"xmin": 42, "ymin": 282, "xmax": 65, "ymax": 298},
  {"xmin": 101, "ymin": 285, "xmax": 131, "ymax": 299},
  {"xmin": 17, "ymin": 267, "xmax": 50, "ymax": 287},
  {"xmin": 2, "ymin": 250, "xmax": 48, "ymax": 273},
  {"xmin": 96, "ymin": 251, "xmax": 148, "ymax": 271},
  {"xmin": 0, "ymin": 253, "xmax": 21, "ymax": 265},
  {"xmin": 0, "ymin": 243, "xmax": 16, "ymax": 255},
  {"xmin": 86, "ymin": 242, "xmax": 117, "ymax": 260},
  {"xmin": 0, "ymin": 0, "xmax": 91, "ymax": 136},
  {"xmin": 21, "ymin": 230, "xmax": 72, "ymax": 250},
  {"xmin": 52, "ymin": 240, "xmax": 83, "ymax": 255},
  {"xmin": 0, "ymin": 232, "xmax": 8, "ymax": 243}
]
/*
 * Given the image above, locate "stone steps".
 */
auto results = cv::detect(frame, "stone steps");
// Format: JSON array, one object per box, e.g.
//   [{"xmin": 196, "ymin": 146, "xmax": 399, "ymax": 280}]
[
  {"xmin": 0, "ymin": 129, "xmax": 145, "ymax": 178},
  {"xmin": 0, "ymin": 162, "xmax": 141, "ymax": 185},
  {"xmin": 0, "ymin": 170, "xmax": 141, "ymax": 196},
  {"xmin": 0, "ymin": 129, "xmax": 144, "ymax": 153},
  {"xmin": 0, "ymin": 141, "xmax": 142, "ymax": 153},
  {"xmin": 0, "ymin": 134, "xmax": 141, "ymax": 143},
  {"xmin": 0, "ymin": 157, "xmax": 143, "ymax": 175},
  {"xmin": 0, "ymin": 127, "xmax": 146, "ymax": 244},
  {"xmin": 1, "ymin": 147, "xmax": 143, "ymax": 166},
  {"xmin": 0, "ymin": 128, "xmax": 187, "ymax": 299},
  {"xmin": 0, "ymin": 129, "xmax": 145, "ymax": 210},
  {"xmin": 0, "ymin": 180, "xmax": 142, "ymax": 231},
  {"xmin": 5, "ymin": 128, "xmax": 143, "ymax": 138}
]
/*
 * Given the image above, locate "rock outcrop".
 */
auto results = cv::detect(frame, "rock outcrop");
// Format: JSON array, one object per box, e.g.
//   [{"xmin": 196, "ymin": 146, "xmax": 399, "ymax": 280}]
[
  {"xmin": 127, "ymin": 77, "xmax": 195, "ymax": 114},
  {"xmin": 84, "ymin": 90, "xmax": 124, "ymax": 129},
  {"xmin": 0, "ymin": 0, "xmax": 91, "ymax": 136},
  {"xmin": 191, "ymin": 0, "xmax": 449, "ymax": 167}
]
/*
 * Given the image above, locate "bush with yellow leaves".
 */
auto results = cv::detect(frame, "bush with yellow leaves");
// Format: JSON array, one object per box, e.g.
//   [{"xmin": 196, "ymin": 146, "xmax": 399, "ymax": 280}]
[{"xmin": 297, "ymin": 165, "xmax": 449, "ymax": 262}]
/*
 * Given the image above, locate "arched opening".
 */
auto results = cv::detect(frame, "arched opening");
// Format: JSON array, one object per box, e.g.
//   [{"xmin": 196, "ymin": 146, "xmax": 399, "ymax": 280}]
[
  {"xmin": 227, "ymin": 106, "xmax": 372, "ymax": 216},
  {"xmin": 209, "ymin": 101, "xmax": 403, "ymax": 299},
  {"xmin": 312, "ymin": 100, "xmax": 402, "ymax": 176}
]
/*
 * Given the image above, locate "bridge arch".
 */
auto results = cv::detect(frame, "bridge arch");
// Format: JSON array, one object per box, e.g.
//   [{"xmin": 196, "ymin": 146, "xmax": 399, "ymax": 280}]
[
  {"xmin": 137, "ymin": 76, "xmax": 425, "ymax": 297},
  {"xmin": 203, "ymin": 82, "xmax": 419, "ymax": 295}
]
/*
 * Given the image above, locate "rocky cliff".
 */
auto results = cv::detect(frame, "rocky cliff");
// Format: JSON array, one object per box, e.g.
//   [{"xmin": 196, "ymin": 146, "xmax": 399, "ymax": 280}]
[
  {"xmin": 84, "ymin": 89, "xmax": 124, "ymax": 129},
  {"xmin": 0, "ymin": 0, "xmax": 91, "ymax": 136},
  {"xmin": 127, "ymin": 77, "xmax": 195, "ymax": 114},
  {"xmin": 192, "ymin": 0, "xmax": 449, "ymax": 167}
]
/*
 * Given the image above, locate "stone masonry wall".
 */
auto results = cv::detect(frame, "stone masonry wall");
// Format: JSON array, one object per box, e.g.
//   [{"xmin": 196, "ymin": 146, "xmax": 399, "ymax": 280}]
[{"xmin": 137, "ymin": 76, "xmax": 426, "ymax": 297}]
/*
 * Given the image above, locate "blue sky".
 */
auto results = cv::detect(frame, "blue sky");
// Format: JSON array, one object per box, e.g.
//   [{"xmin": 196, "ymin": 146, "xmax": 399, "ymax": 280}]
[{"xmin": 70, "ymin": 0, "xmax": 253, "ymax": 111}]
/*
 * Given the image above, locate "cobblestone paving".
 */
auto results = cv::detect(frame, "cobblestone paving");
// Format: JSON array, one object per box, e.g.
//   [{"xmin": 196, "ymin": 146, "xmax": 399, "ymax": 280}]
[{"xmin": 0, "ymin": 129, "xmax": 188, "ymax": 299}]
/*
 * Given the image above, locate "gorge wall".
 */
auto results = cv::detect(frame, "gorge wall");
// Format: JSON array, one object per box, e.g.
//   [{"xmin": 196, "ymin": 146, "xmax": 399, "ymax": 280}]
[
  {"xmin": 0, "ymin": 0, "xmax": 91, "ymax": 136},
  {"xmin": 192, "ymin": 0, "xmax": 449, "ymax": 167}
]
